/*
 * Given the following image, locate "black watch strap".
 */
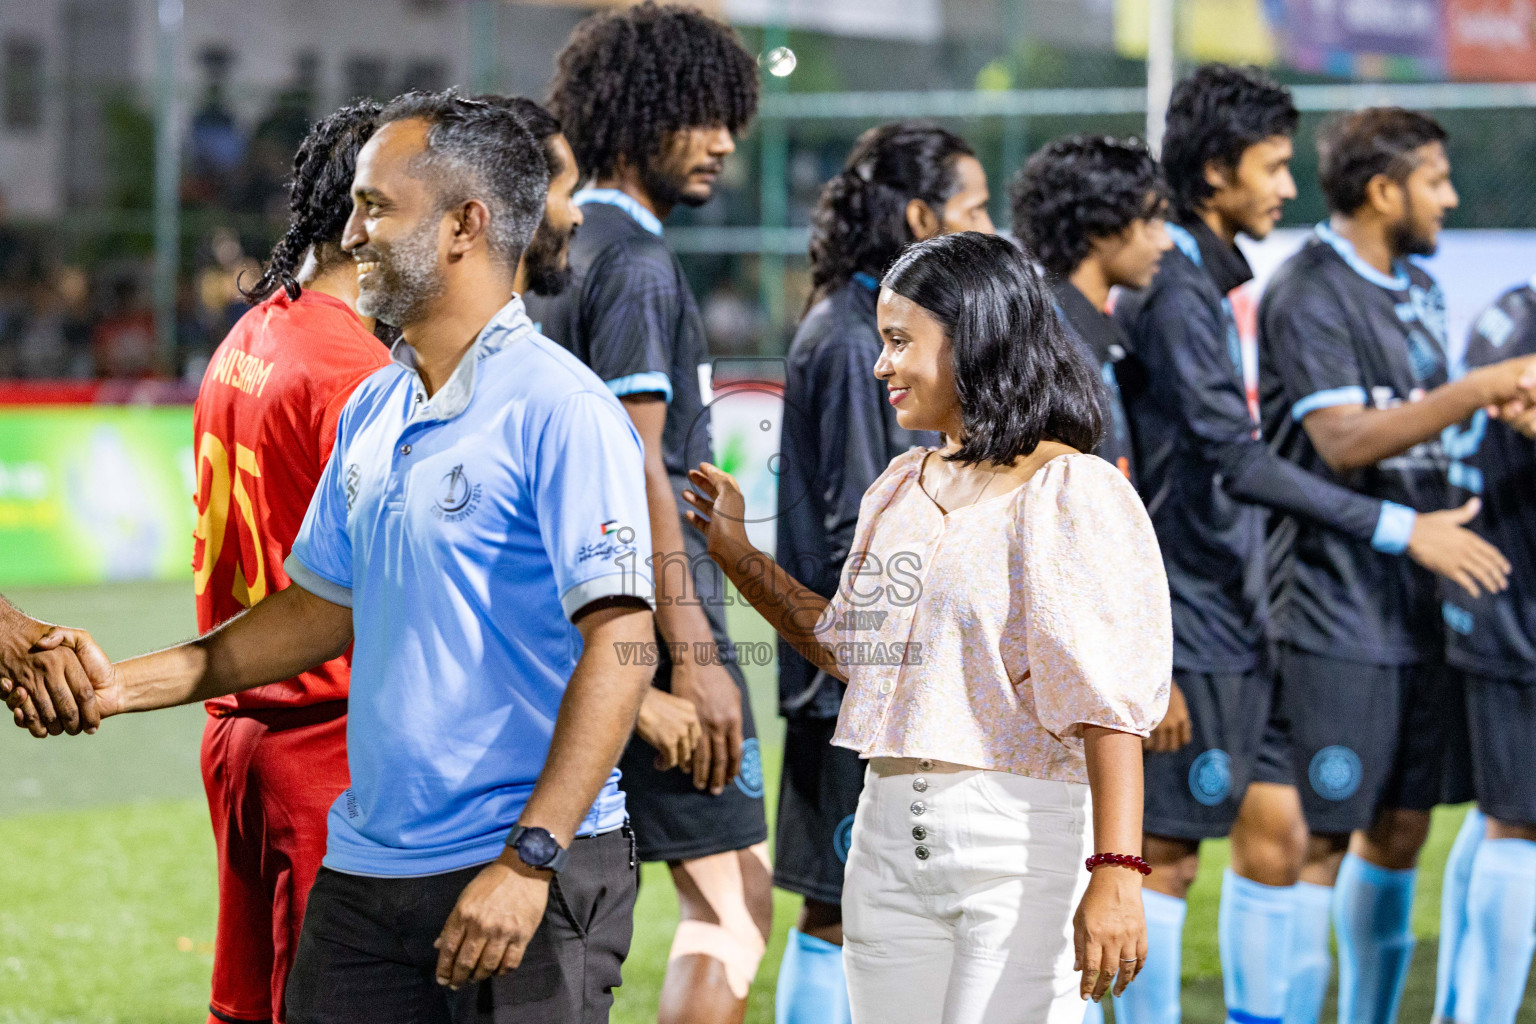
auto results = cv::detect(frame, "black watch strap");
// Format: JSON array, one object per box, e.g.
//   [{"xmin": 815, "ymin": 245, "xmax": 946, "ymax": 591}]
[{"xmin": 506, "ymin": 824, "xmax": 570, "ymax": 873}]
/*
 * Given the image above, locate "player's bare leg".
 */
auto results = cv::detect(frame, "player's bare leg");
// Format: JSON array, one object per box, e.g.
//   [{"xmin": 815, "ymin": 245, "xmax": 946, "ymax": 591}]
[
  {"xmin": 659, "ymin": 844, "xmax": 773, "ymax": 1024},
  {"xmin": 1231, "ymin": 782, "xmax": 1307, "ymax": 886}
]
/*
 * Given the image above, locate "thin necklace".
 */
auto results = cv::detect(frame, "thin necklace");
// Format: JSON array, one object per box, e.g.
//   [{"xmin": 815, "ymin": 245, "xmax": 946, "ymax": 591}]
[{"xmin": 929, "ymin": 454, "xmax": 1000, "ymax": 512}]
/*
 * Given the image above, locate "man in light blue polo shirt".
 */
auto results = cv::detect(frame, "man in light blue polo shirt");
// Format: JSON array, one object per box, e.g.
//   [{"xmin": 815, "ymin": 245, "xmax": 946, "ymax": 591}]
[{"xmin": 14, "ymin": 93, "xmax": 658, "ymax": 1024}]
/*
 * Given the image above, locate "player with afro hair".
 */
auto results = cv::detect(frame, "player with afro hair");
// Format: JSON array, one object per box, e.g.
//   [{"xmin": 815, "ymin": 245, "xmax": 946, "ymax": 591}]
[{"xmin": 531, "ymin": 8, "xmax": 771, "ymax": 1024}]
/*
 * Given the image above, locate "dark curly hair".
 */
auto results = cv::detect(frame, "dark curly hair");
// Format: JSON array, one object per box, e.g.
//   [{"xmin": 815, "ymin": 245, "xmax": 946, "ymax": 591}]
[
  {"xmin": 807, "ymin": 121, "xmax": 974, "ymax": 310},
  {"xmin": 1317, "ymin": 107, "xmax": 1447, "ymax": 215},
  {"xmin": 883, "ymin": 232, "xmax": 1104, "ymax": 465},
  {"xmin": 242, "ymin": 99, "xmax": 381, "ymax": 303},
  {"xmin": 1010, "ymin": 135, "xmax": 1167, "ymax": 278},
  {"xmin": 1162, "ymin": 63, "xmax": 1297, "ymax": 218},
  {"xmin": 547, "ymin": 2, "xmax": 758, "ymax": 181}
]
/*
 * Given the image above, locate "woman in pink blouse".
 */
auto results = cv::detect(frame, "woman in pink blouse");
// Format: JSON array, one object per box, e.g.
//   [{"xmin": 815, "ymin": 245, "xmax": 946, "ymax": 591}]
[{"xmin": 683, "ymin": 232, "xmax": 1172, "ymax": 1022}]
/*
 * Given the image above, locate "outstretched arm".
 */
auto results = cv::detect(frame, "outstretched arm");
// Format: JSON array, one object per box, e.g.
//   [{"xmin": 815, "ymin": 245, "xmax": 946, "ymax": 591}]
[
  {"xmin": 1302, "ymin": 354, "xmax": 1536, "ymax": 473},
  {"xmin": 3, "ymin": 584, "xmax": 352, "ymax": 730}
]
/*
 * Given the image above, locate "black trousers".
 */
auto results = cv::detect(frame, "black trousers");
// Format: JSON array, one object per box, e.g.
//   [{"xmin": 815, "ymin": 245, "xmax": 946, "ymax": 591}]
[{"xmin": 286, "ymin": 827, "xmax": 637, "ymax": 1024}]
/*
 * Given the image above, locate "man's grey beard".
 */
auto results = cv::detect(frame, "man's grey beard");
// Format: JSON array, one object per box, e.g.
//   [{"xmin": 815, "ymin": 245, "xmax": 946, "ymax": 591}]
[{"xmin": 355, "ymin": 216, "xmax": 446, "ymax": 327}]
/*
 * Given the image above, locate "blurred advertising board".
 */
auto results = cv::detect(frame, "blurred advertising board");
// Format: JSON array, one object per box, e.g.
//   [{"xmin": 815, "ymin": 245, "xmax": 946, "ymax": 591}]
[
  {"xmin": 1277, "ymin": 0, "xmax": 1444, "ymax": 77},
  {"xmin": 1115, "ymin": 0, "xmax": 1279, "ymax": 63},
  {"xmin": 1444, "ymin": 0, "xmax": 1536, "ymax": 80},
  {"xmin": 0, "ymin": 405, "xmax": 195, "ymax": 586}
]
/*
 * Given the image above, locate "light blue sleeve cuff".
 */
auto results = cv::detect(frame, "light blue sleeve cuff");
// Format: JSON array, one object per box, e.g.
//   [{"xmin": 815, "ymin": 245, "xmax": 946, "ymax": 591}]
[
  {"xmin": 1292, "ymin": 384, "xmax": 1368, "ymax": 421},
  {"xmin": 283, "ymin": 554, "xmax": 354, "ymax": 608},
  {"xmin": 560, "ymin": 571, "xmax": 656, "ymax": 621},
  {"xmin": 1371, "ymin": 501, "xmax": 1417, "ymax": 555},
  {"xmin": 605, "ymin": 371, "xmax": 673, "ymax": 403}
]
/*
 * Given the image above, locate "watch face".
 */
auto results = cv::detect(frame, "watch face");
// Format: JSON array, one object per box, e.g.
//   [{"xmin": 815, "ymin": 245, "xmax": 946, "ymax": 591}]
[{"xmin": 518, "ymin": 828, "xmax": 559, "ymax": 867}]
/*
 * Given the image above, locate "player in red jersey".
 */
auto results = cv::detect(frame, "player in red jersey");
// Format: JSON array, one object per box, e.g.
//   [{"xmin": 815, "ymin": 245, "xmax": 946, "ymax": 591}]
[{"xmin": 192, "ymin": 100, "xmax": 389, "ymax": 1024}]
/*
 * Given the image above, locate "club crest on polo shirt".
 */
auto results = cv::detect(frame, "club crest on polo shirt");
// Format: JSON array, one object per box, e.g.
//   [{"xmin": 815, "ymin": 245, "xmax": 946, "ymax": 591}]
[{"xmin": 433, "ymin": 464, "xmax": 482, "ymax": 522}]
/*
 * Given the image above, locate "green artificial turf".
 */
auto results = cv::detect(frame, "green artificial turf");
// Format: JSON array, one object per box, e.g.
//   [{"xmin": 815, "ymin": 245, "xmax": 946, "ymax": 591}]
[{"xmin": 1, "ymin": 582, "xmax": 1529, "ymax": 1022}]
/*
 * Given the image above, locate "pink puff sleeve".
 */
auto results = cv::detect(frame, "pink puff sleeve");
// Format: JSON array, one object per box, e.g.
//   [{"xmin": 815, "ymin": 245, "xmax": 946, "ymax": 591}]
[{"xmin": 1022, "ymin": 455, "xmax": 1172, "ymax": 739}]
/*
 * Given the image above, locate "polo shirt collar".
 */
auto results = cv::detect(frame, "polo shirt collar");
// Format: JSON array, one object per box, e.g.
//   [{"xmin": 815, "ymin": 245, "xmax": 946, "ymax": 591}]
[
  {"xmin": 574, "ymin": 188, "xmax": 664, "ymax": 236},
  {"xmin": 390, "ymin": 295, "xmax": 536, "ymax": 422}
]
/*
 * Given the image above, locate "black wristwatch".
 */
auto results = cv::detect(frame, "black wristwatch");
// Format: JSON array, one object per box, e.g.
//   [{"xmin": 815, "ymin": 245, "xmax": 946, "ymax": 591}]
[{"xmin": 506, "ymin": 824, "xmax": 569, "ymax": 873}]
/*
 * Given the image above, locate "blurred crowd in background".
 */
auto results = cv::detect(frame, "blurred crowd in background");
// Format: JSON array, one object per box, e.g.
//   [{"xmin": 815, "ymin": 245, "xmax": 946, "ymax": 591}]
[{"xmin": 5, "ymin": 0, "xmax": 1536, "ymax": 382}]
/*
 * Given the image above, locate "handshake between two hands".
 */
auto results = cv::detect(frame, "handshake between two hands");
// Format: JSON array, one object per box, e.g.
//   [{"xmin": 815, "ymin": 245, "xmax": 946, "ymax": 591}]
[
  {"xmin": 0, "ymin": 619, "xmax": 114, "ymax": 739},
  {"xmin": 1486, "ymin": 358, "xmax": 1536, "ymax": 438}
]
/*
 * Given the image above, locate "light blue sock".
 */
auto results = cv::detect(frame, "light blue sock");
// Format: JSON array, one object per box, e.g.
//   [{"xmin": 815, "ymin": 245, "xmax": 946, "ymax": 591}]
[
  {"xmin": 1333, "ymin": 853, "xmax": 1416, "ymax": 1024},
  {"xmin": 1433, "ymin": 809, "xmax": 1484, "ymax": 1023},
  {"xmin": 775, "ymin": 928, "xmax": 852, "ymax": 1024},
  {"xmin": 1082, "ymin": 998, "xmax": 1105, "ymax": 1023},
  {"xmin": 1285, "ymin": 882, "xmax": 1334, "ymax": 1024},
  {"xmin": 1114, "ymin": 889, "xmax": 1186, "ymax": 1024},
  {"xmin": 1218, "ymin": 869, "xmax": 1292, "ymax": 1023},
  {"xmin": 1451, "ymin": 837, "xmax": 1536, "ymax": 1024}
]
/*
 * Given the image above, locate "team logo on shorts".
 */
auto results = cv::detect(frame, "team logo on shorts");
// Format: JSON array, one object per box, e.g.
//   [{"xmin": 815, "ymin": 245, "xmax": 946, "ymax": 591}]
[
  {"xmin": 1188, "ymin": 749, "xmax": 1233, "ymax": 806},
  {"xmin": 1309, "ymin": 745, "xmax": 1363, "ymax": 802},
  {"xmin": 735, "ymin": 737, "xmax": 764, "ymax": 798},
  {"xmin": 833, "ymin": 813, "xmax": 856, "ymax": 864}
]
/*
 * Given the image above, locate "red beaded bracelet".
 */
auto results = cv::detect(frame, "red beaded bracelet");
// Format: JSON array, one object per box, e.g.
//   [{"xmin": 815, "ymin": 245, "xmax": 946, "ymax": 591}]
[{"xmin": 1085, "ymin": 852, "xmax": 1152, "ymax": 875}]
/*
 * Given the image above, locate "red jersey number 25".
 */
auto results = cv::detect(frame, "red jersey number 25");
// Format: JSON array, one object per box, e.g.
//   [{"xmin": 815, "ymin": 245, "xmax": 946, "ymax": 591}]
[{"xmin": 193, "ymin": 431, "xmax": 268, "ymax": 608}]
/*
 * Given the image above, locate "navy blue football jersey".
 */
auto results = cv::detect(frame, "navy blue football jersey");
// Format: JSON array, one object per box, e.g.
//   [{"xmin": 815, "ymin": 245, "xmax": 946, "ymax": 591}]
[
  {"xmin": 526, "ymin": 191, "xmax": 726, "ymax": 645},
  {"xmin": 1051, "ymin": 276, "xmax": 1138, "ymax": 485},
  {"xmin": 1443, "ymin": 282, "xmax": 1536, "ymax": 682},
  {"xmin": 1119, "ymin": 218, "xmax": 1394, "ymax": 672},
  {"xmin": 1259, "ymin": 225, "xmax": 1453, "ymax": 666}
]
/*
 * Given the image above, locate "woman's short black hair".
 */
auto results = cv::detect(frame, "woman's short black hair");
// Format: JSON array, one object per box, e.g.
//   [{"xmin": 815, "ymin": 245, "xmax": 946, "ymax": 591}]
[
  {"xmin": 1009, "ymin": 135, "xmax": 1167, "ymax": 278},
  {"xmin": 242, "ymin": 99, "xmax": 381, "ymax": 303},
  {"xmin": 807, "ymin": 121, "xmax": 975, "ymax": 308},
  {"xmin": 1161, "ymin": 63, "xmax": 1297, "ymax": 218},
  {"xmin": 882, "ymin": 232, "xmax": 1105, "ymax": 466},
  {"xmin": 548, "ymin": 2, "xmax": 758, "ymax": 181},
  {"xmin": 1317, "ymin": 107, "xmax": 1448, "ymax": 215}
]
